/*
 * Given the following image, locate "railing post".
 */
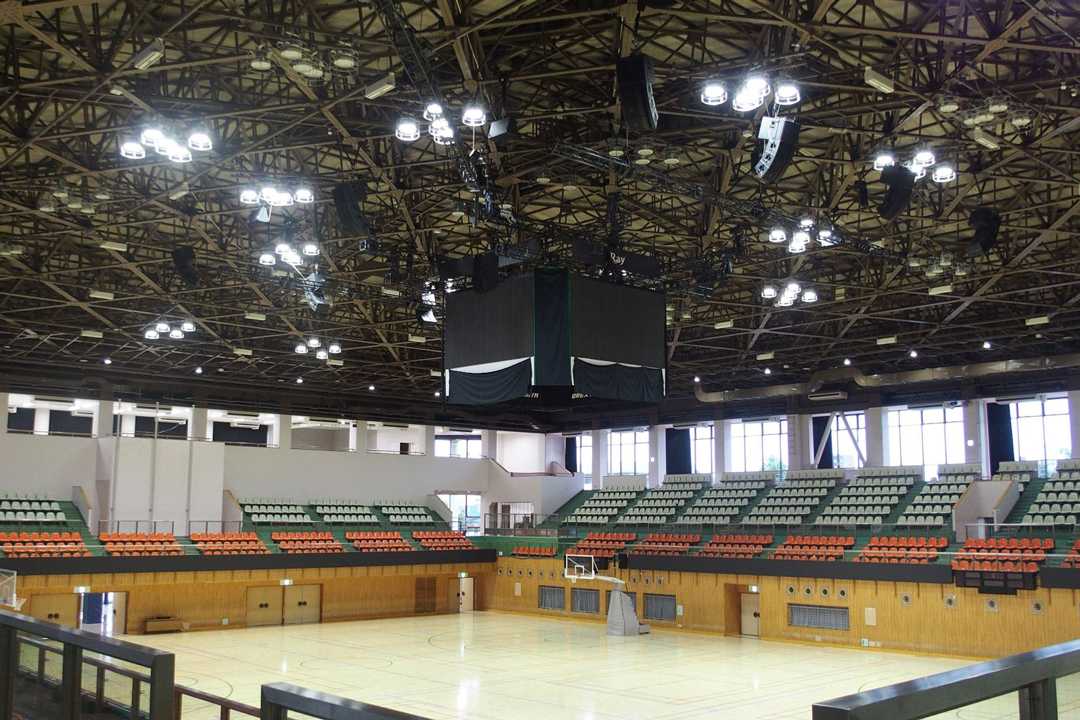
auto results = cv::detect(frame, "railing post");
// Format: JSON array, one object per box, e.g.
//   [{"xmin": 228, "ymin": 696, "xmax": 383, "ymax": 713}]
[
  {"xmin": 0, "ymin": 626, "xmax": 15, "ymax": 720},
  {"xmin": 1019, "ymin": 678, "xmax": 1058, "ymax": 720},
  {"xmin": 60, "ymin": 643, "xmax": 82, "ymax": 720}
]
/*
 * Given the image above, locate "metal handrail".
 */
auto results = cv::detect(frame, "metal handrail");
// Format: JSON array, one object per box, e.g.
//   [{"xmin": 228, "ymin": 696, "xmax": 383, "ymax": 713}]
[
  {"xmin": 812, "ymin": 638, "xmax": 1080, "ymax": 720},
  {"xmin": 262, "ymin": 682, "xmax": 428, "ymax": 719}
]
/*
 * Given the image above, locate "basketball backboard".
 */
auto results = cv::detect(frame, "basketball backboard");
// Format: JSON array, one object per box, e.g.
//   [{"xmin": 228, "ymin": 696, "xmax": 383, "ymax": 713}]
[{"xmin": 563, "ymin": 554, "xmax": 597, "ymax": 583}]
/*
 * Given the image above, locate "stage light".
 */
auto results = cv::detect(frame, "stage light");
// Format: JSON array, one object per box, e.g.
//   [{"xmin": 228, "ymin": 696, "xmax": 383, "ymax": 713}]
[
  {"xmin": 258, "ymin": 253, "xmax": 276, "ymax": 266},
  {"xmin": 799, "ymin": 217, "xmax": 815, "ymax": 230},
  {"xmin": 169, "ymin": 328, "xmax": 184, "ymax": 339},
  {"xmin": 982, "ymin": 341, "xmax": 992, "ymax": 350},
  {"xmin": 700, "ymin": 80, "xmax": 727, "ymax": 106},
  {"xmin": 144, "ymin": 329, "xmax": 159, "ymax": 340},
  {"xmin": 873, "ymin": 152, "xmax": 895, "ymax": 171},
  {"xmin": 932, "ymin": 164, "xmax": 956, "ymax": 183},
  {"xmin": 181, "ymin": 320, "xmax": 196, "ymax": 333},
  {"xmin": 187, "ymin": 128, "xmax": 212, "ymax": 152},
  {"xmin": 307, "ymin": 337, "xmax": 321, "ymax": 348},
  {"xmin": 120, "ymin": 140, "xmax": 146, "ymax": 159},
  {"xmin": 802, "ymin": 289, "xmax": 818, "ymax": 303},
  {"xmin": 195, "ymin": 366, "xmax": 203, "ymax": 374},
  {"xmin": 316, "ymin": 349, "xmax": 328, "ymax": 360},
  {"xmin": 295, "ymin": 343, "xmax": 308, "ymax": 354},
  {"xmin": 103, "ymin": 357, "xmax": 112, "ymax": 365},
  {"xmin": 693, "ymin": 375, "xmax": 701, "ymax": 383},
  {"xmin": 913, "ymin": 149, "xmax": 936, "ymax": 167},
  {"xmin": 294, "ymin": 188, "xmax": 314, "ymax": 204},
  {"xmin": 38, "ymin": 196, "xmax": 57, "ymax": 212},
  {"xmin": 423, "ymin": 102, "xmax": 443, "ymax": 121},
  {"xmin": 731, "ymin": 88, "xmax": 764, "ymax": 112},
  {"xmin": 296, "ymin": 377, "xmax": 304, "ymax": 384},
  {"xmin": 240, "ymin": 189, "xmax": 260, "ymax": 205},
  {"xmin": 768, "ymin": 228, "xmax": 786, "ymax": 243},
  {"xmin": 155, "ymin": 321, "xmax": 170, "ymax": 333},
  {"xmin": 462, "ymin": 104, "xmax": 487, "ymax": 127},
  {"xmin": 909, "ymin": 349, "xmax": 918, "ymax": 358},
  {"xmin": 140, "ymin": 127, "xmax": 165, "ymax": 149},
  {"xmin": 302, "ymin": 243, "xmax": 319, "ymax": 256},
  {"xmin": 843, "ymin": 358, "xmax": 851, "ymax": 366},
  {"xmin": 763, "ymin": 367, "xmax": 772, "ymax": 375},
  {"xmin": 761, "ymin": 285, "xmax": 778, "ymax": 299},
  {"xmin": 774, "ymin": 80, "xmax": 800, "ymax": 105},
  {"xmin": 387, "ymin": 115, "xmax": 420, "ymax": 143},
  {"xmin": 328, "ymin": 343, "xmax": 342, "ymax": 354}
]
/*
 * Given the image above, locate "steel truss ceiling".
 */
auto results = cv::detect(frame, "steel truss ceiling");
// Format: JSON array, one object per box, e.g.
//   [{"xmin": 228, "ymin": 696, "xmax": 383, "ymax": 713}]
[{"xmin": 0, "ymin": 0, "xmax": 1078, "ymax": 429}]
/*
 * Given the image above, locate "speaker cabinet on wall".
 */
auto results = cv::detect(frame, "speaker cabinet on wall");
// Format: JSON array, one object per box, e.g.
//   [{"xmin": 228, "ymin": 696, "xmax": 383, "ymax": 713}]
[
  {"xmin": 617, "ymin": 53, "xmax": 658, "ymax": 132},
  {"xmin": 752, "ymin": 117, "xmax": 800, "ymax": 184},
  {"xmin": 333, "ymin": 182, "xmax": 377, "ymax": 253},
  {"xmin": 878, "ymin": 164, "xmax": 915, "ymax": 220},
  {"xmin": 968, "ymin": 206, "xmax": 1002, "ymax": 255}
]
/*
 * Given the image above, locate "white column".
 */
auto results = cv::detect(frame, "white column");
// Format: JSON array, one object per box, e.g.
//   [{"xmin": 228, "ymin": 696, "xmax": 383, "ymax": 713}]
[
  {"xmin": 865, "ymin": 407, "xmax": 884, "ymax": 466},
  {"xmin": 33, "ymin": 407, "xmax": 50, "ymax": 435},
  {"xmin": 481, "ymin": 429, "xmax": 498, "ymax": 459},
  {"xmin": 190, "ymin": 407, "xmax": 208, "ymax": 441},
  {"xmin": 276, "ymin": 414, "xmax": 292, "ymax": 449},
  {"xmin": 965, "ymin": 399, "xmax": 988, "ymax": 476},
  {"xmin": 1069, "ymin": 392, "xmax": 1080, "ymax": 460},
  {"xmin": 713, "ymin": 420, "xmax": 725, "ymax": 482},
  {"xmin": 366, "ymin": 424, "xmax": 378, "ymax": 451},
  {"xmin": 649, "ymin": 425, "xmax": 666, "ymax": 487},
  {"xmin": 788, "ymin": 413, "xmax": 812, "ymax": 470},
  {"xmin": 592, "ymin": 429, "xmax": 609, "ymax": 486},
  {"xmin": 423, "ymin": 425, "xmax": 436, "ymax": 455},
  {"xmin": 95, "ymin": 399, "xmax": 114, "ymax": 438},
  {"xmin": 0, "ymin": 392, "xmax": 8, "ymax": 437},
  {"xmin": 348, "ymin": 421, "xmax": 359, "ymax": 451}
]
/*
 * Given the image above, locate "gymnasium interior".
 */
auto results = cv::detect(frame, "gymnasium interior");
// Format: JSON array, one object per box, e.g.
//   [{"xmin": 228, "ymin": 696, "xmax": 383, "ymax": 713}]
[{"xmin": 1, "ymin": 1, "xmax": 1079, "ymax": 718}]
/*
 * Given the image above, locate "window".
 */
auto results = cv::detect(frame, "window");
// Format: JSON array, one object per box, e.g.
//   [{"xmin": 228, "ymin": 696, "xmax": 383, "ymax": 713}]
[
  {"xmin": 690, "ymin": 425, "xmax": 714, "ymax": 475},
  {"xmin": 568, "ymin": 434, "xmax": 594, "ymax": 488},
  {"xmin": 788, "ymin": 604, "xmax": 849, "ymax": 630},
  {"xmin": 1009, "ymin": 398, "xmax": 1071, "ymax": 476},
  {"xmin": 643, "ymin": 593, "xmax": 677, "ymax": 621},
  {"xmin": 571, "ymin": 588, "xmax": 600, "ymax": 614},
  {"xmin": 608, "ymin": 430, "xmax": 649, "ymax": 476},
  {"xmin": 437, "ymin": 493, "xmax": 483, "ymax": 535},
  {"xmin": 730, "ymin": 419, "xmax": 788, "ymax": 473},
  {"xmin": 538, "ymin": 586, "xmax": 565, "ymax": 610},
  {"xmin": 886, "ymin": 406, "xmax": 966, "ymax": 480},
  {"xmin": 434, "ymin": 434, "xmax": 482, "ymax": 459},
  {"xmin": 830, "ymin": 412, "xmax": 866, "ymax": 469}
]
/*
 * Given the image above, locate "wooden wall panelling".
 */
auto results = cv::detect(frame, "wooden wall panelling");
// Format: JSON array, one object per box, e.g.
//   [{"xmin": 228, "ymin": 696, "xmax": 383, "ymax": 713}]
[{"xmin": 27, "ymin": 593, "xmax": 79, "ymax": 627}]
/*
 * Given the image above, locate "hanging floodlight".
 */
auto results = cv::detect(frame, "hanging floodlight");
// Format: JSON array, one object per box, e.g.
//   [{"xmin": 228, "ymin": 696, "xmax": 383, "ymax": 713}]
[
  {"xmin": 140, "ymin": 127, "xmax": 165, "ymax": 149},
  {"xmin": 700, "ymin": 80, "xmax": 728, "ymax": 106},
  {"xmin": 432, "ymin": 125, "xmax": 455, "ymax": 145},
  {"xmin": 395, "ymin": 116, "xmax": 420, "ymax": 142},
  {"xmin": 913, "ymin": 149, "xmax": 936, "ymax": 167},
  {"xmin": 787, "ymin": 238, "xmax": 806, "ymax": 254},
  {"xmin": 328, "ymin": 342, "xmax": 342, "ymax": 354},
  {"xmin": 250, "ymin": 50, "xmax": 273, "ymax": 71},
  {"xmin": 768, "ymin": 228, "xmax": 787, "ymax": 244},
  {"xmin": 872, "ymin": 152, "xmax": 895, "ymax": 171},
  {"xmin": 180, "ymin": 320, "xmax": 196, "ymax": 333},
  {"xmin": 905, "ymin": 161, "xmax": 927, "ymax": 181},
  {"xmin": 315, "ymin": 349, "xmax": 329, "ymax": 360},
  {"xmin": 119, "ymin": 139, "xmax": 146, "ymax": 160},
  {"xmin": 932, "ymin": 164, "xmax": 956, "ymax": 183},
  {"xmin": 187, "ymin": 128, "xmax": 212, "ymax": 152},
  {"xmin": 801, "ymin": 289, "xmax": 818, "ymax": 303},
  {"xmin": 423, "ymin": 102, "xmax": 444, "ymax": 121},
  {"xmin": 785, "ymin": 281, "xmax": 801, "ymax": 295},
  {"xmin": 258, "ymin": 252, "xmax": 276, "ymax": 266},
  {"xmin": 302, "ymin": 243, "xmax": 319, "ymax": 256},
  {"xmin": 799, "ymin": 217, "xmax": 815, "ymax": 230},
  {"xmin": 731, "ymin": 88, "xmax": 763, "ymax": 112},
  {"xmin": 291, "ymin": 55, "xmax": 315, "ymax": 75},
  {"xmin": 307, "ymin": 337, "xmax": 321, "ymax": 348},
  {"xmin": 294, "ymin": 343, "xmax": 308, "ymax": 354},
  {"xmin": 155, "ymin": 321, "xmax": 170, "ymax": 333},
  {"xmin": 293, "ymin": 188, "xmax": 314, "ymax": 204},
  {"xmin": 144, "ymin": 329, "xmax": 159, "ymax": 340},
  {"xmin": 279, "ymin": 42, "xmax": 305, "ymax": 61},
  {"xmin": 741, "ymin": 74, "xmax": 771, "ymax": 99},
  {"xmin": 239, "ymin": 189, "xmax": 260, "ymax": 205},
  {"xmin": 987, "ymin": 96, "xmax": 1009, "ymax": 114},
  {"xmin": 167, "ymin": 145, "xmax": 193, "ymax": 163},
  {"xmin": 775, "ymin": 295, "xmax": 794, "ymax": 307},
  {"xmin": 761, "ymin": 284, "xmax": 778, "ymax": 299},
  {"xmin": 267, "ymin": 190, "xmax": 293, "ymax": 207},
  {"xmin": 168, "ymin": 328, "xmax": 184, "ymax": 339},
  {"xmin": 1010, "ymin": 109, "xmax": 1033, "ymax": 128},
  {"xmin": 937, "ymin": 95, "xmax": 961, "ymax": 114},
  {"xmin": 461, "ymin": 104, "xmax": 487, "ymax": 127},
  {"xmin": 774, "ymin": 79, "xmax": 801, "ymax": 105}
]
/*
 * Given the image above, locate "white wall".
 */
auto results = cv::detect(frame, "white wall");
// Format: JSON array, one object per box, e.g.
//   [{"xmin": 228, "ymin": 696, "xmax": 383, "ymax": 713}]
[
  {"xmin": 373, "ymin": 425, "xmax": 425, "ymax": 453},
  {"xmin": 496, "ymin": 431, "xmax": 546, "ymax": 473},
  {"xmin": 0, "ymin": 433, "xmax": 96, "ymax": 499}
]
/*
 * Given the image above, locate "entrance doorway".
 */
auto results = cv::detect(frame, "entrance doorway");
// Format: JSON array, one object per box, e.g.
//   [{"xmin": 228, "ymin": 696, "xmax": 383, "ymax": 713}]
[
  {"xmin": 740, "ymin": 592, "xmax": 760, "ymax": 637},
  {"xmin": 79, "ymin": 592, "xmax": 127, "ymax": 636},
  {"xmin": 283, "ymin": 585, "xmax": 321, "ymax": 625},
  {"xmin": 456, "ymin": 577, "xmax": 474, "ymax": 613}
]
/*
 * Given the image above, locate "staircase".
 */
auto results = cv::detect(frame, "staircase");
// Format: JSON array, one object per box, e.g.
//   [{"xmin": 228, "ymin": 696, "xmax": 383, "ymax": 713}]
[
  {"xmin": 886, "ymin": 481, "xmax": 926, "ymax": 524},
  {"xmin": 803, "ymin": 483, "xmax": 846, "ymax": 525},
  {"xmin": 1004, "ymin": 477, "xmax": 1048, "ymax": 525}
]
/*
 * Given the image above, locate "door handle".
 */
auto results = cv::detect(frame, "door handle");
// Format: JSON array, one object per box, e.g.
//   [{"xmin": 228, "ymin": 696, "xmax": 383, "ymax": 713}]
[{"xmin": 753, "ymin": 612, "xmax": 760, "ymax": 618}]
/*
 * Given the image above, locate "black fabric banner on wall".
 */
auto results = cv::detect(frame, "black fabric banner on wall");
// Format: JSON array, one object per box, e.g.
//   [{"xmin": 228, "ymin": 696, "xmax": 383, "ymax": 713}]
[
  {"xmin": 573, "ymin": 359, "xmax": 663, "ymax": 403},
  {"xmin": 49, "ymin": 410, "xmax": 92, "ymax": 435},
  {"xmin": 6, "ymin": 407, "xmax": 33, "ymax": 432},
  {"xmin": 212, "ymin": 422, "xmax": 268, "ymax": 445},
  {"xmin": 534, "ymin": 268, "xmax": 571, "ymax": 387},
  {"xmin": 448, "ymin": 359, "xmax": 531, "ymax": 405},
  {"xmin": 811, "ymin": 415, "xmax": 834, "ymax": 469},
  {"xmin": 986, "ymin": 402, "xmax": 1015, "ymax": 474},
  {"xmin": 665, "ymin": 428, "xmax": 692, "ymax": 475},
  {"xmin": 565, "ymin": 437, "xmax": 578, "ymax": 473}
]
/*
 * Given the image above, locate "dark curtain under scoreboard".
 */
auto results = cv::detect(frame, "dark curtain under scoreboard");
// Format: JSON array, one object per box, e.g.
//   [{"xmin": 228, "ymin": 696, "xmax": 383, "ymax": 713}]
[
  {"xmin": 986, "ymin": 402, "xmax": 1015, "ymax": 474},
  {"xmin": 665, "ymin": 428, "xmax": 692, "ymax": 475},
  {"xmin": 812, "ymin": 416, "xmax": 835, "ymax": 469}
]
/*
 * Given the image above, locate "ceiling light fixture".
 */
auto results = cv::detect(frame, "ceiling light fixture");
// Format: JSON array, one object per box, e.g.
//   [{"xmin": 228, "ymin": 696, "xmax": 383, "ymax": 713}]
[
  {"xmin": 801, "ymin": 289, "xmax": 818, "ymax": 303},
  {"xmin": 302, "ymin": 242, "xmax": 319, "ymax": 256},
  {"xmin": 908, "ymin": 349, "xmax": 919, "ymax": 358},
  {"xmin": 768, "ymin": 227, "xmax": 787, "ymax": 244},
  {"xmin": 155, "ymin": 321, "xmax": 170, "ymax": 333},
  {"xmin": 295, "ymin": 343, "xmax": 308, "ymax": 355},
  {"xmin": 763, "ymin": 368, "xmax": 772, "ymax": 375},
  {"xmin": 982, "ymin": 341, "xmax": 992, "ymax": 349},
  {"xmin": 913, "ymin": 149, "xmax": 936, "ymax": 167},
  {"xmin": 144, "ymin": 329, "xmax": 159, "ymax": 340},
  {"xmin": 250, "ymin": 50, "xmax": 273, "ymax": 71},
  {"xmin": 461, "ymin": 104, "xmax": 487, "ymax": 127},
  {"xmin": 168, "ymin": 328, "xmax": 184, "ymax": 339},
  {"xmin": 307, "ymin": 337, "xmax": 321, "ymax": 348},
  {"xmin": 423, "ymin": 102, "xmax": 443, "ymax": 121},
  {"xmin": 761, "ymin": 285, "xmax": 778, "ymax": 299},
  {"xmin": 180, "ymin": 320, "xmax": 196, "ymax": 333},
  {"xmin": 395, "ymin": 116, "xmax": 420, "ymax": 142},
  {"xmin": 195, "ymin": 366, "xmax": 203, "ymax": 374},
  {"xmin": 700, "ymin": 80, "xmax": 728, "ymax": 106},
  {"xmin": 932, "ymin": 164, "xmax": 956, "ymax": 183},
  {"xmin": 103, "ymin": 357, "xmax": 112, "ymax": 365},
  {"xmin": 774, "ymin": 80, "xmax": 800, "ymax": 105},
  {"xmin": 843, "ymin": 358, "xmax": 851, "ymax": 366},
  {"xmin": 368, "ymin": 384, "xmax": 375, "ymax": 391},
  {"xmin": 328, "ymin": 342, "xmax": 342, "ymax": 354},
  {"xmin": 872, "ymin": 152, "xmax": 895, "ymax": 172},
  {"xmin": 258, "ymin": 252, "xmax": 276, "ymax": 266},
  {"xmin": 120, "ymin": 139, "xmax": 146, "ymax": 160}
]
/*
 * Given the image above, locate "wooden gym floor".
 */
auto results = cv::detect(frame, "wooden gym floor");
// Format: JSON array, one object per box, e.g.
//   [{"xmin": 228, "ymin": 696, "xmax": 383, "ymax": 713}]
[{"xmin": 126, "ymin": 612, "xmax": 1080, "ymax": 719}]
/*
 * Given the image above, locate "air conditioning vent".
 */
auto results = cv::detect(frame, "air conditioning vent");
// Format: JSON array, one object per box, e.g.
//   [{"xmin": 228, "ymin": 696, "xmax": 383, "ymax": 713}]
[{"xmin": 808, "ymin": 391, "xmax": 848, "ymax": 401}]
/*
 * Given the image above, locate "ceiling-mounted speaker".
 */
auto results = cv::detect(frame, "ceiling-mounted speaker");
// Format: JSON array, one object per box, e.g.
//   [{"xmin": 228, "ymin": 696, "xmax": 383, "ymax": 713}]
[
  {"xmin": 616, "ymin": 53, "xmax": 658, "ymax": 132},
  {"xmin": 333, "ymin": 182, "xmax": 379, "ymax": 252},
  {"xmin": 171, "ymin": 246, "xmax": 199, "ymax": 287},
  {"xmin": 752, "ymin": 117, "xmax": 799, "ymax": 184},
  {"xmin": 878, "ymin": 165, "xmax": 915, "ymax": 221},
  {"xmin": 968, "ymin": 207, "xmax": 1002, "ymax": 255}
]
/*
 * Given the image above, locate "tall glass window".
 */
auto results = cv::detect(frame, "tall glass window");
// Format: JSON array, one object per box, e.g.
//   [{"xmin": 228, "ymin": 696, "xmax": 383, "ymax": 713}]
[
  {"xmin": 690, "ymin": 425, "xmax": 714, "ymax": 475},
  {"xmin": 609, "ymin": 430, "xmax": 649, "ymax": 475},
  {"xmin": 830, "ymin": 412, "xmax": 866, "ymax": 469},
  {"xmin": 434, "ymin": 435, "xmax": 482, "ymax": 458},
  {"xmin": 1009, "ymin": 397, "xmax": 1071, "ymax": 476},
  {"xmin": 886, "ymin": 406, "xmax": 966, "ymax": 480},
  {"xmin": 437, "ymin": 492, "xmax": 483, "ymax": 535},
  {"xmin": 730, "ymin": 419, "xmax": 788, "ymax": 473},
  {"xmin": 568, "ymin": 434, "xmax": 594, "ymax": 489}
]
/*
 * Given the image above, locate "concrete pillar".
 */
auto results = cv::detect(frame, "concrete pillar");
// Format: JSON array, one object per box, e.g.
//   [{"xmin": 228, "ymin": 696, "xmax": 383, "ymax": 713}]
[
  {"xmin": 0, "ymin": 392, "xmax": 7, "ymax": 436},
  {"xmin": 366, "ymin": 424, "xmax": 378, "ymax": 451},
  {"xmin": 423, "ymin": 425, "xmax": 436, "ymax": 455},
  {"xmin": 592, "ymin": 429, "xmax": 609, "ymax": 486},
  {"xmin": 33, "ymin": 407, "xmax": 49, "ymax": 435},
  {"xmin": 348, "ymin": 421, "xmax": 359, "ymax": 451},
  {"xmin": 1069, "ymin": 392, "xmax": 1080, "ymax": 461},
  {"xmin": 865, "ymin": 407, "xmax": 884, "ymax": 467},
  {"xmin": 95, "ymin": 399, "xmax": 114, "ymax": 438},
  {"xmin": 788, "ymin": 413, "xmax": 812, "ymax": 470},
  {"xmin": 120, "ymin": 413, "xmax": 135, "ymax": 437},
  {"xmin": 965, "ymin": 399, "xmax": 989, "ymax": 476},
  {"xmin": 481, "ymin": 429, "xmax": 498, "ymax": 459},
  {"xmin": 190, "ymin": 407, "xmax": 208, "ymax": 441},
  {"xmin": 649, "ymin": 425, "xmax": 667, "ymax": 487},
  {"xmin": 275, "ymin": 414, "xmax": 292, "ymax": 449},
  {"xmin": 713, "ymin": 420, "xmax": 725, "ymax": 482}
]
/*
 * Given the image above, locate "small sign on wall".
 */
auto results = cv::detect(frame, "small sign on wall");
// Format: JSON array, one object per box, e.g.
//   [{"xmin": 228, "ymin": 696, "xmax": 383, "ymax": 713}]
[
  {"xmin": 514, "ymin": 582, "xmax": 522, "ymax": 597},
  {"xmin": 864, "ymin": 607, "xmax": 877, "ymax": 626}
]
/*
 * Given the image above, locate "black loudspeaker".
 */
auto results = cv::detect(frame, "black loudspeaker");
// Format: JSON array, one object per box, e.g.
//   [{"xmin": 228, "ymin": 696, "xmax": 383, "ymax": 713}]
[
  {"xmin": 171, "ymin": 246, "xmax": 199, "ymax": 287},
  {"xmin": 855, "ymin": 180, "xmax": 870, "ymax": 208},
  {"xmin": 968, "ymin": 207, "xmax": 1002, "ymax": 255},
  {"xmin": 878, "ymin": 165, "xmax": 915, "ymax": 221},
  {"xmin": 472, "ymin": 252, "xmax": 500, "ymax": 293},
  {"xmin": 752, "ymin": 117, "xmax": 800, "ymax": 184},
  {"xmin": 333, "ymin": 182, "xmax": 368, "ymax": 234},
  {"xmin": 616, "ymin": 53, "xmax": 658, "ymax": 132}
]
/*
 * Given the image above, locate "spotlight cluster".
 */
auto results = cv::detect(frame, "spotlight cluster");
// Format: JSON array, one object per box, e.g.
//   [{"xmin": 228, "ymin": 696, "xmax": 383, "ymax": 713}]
[
  {"xmin": 294, "ymin": 337, "xmax": 343, "ymax": 363},
  {"xmin": 700, "ymin": 74, "xmax": 801, "ymax": 112},
  {"xmin": 761, "ymin": 280, "xmax": 817, "ymax": 307},
  {"xmin": 120, "ymin": 123, "xmax": 213, "ymax": 163},
  {"xmin": 258, "ymin": 240, "xmax": 319, "ymax": 268},
  {"xmin": 394, "ymin": 100, "xmax": 487, "ymax": 144},
  {"xmin": 240, "ymin": 184, "xmax": 315, "ymax": 207},
  {"xmin": 144, "ymin": 319, "xmax": 196, "ymax": 341},
  {"xmin": 872, "ymin": 148, "xmax": 955, "ymax": 183},
  {"xmin": 766, "ymin": 217, "xmax": 838, "ymax": 255}
]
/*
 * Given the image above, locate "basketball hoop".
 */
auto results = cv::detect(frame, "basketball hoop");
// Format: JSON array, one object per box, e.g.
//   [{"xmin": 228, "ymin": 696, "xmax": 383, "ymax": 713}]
[{"xmin": 564, "ymin": 553, "xmax": 597, "ymax": 582}]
